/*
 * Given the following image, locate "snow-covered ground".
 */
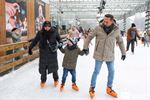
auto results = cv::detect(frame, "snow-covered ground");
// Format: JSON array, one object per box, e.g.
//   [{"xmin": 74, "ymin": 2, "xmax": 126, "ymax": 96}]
[{"xmin": 0, "ymin": 38, "xmax": 150, "ymax": 100}]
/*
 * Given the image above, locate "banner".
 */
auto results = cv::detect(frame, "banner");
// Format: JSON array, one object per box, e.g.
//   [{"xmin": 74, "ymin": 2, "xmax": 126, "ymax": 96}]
[
  {"xmin": 35, "ymin": 0, "xmax": 46, "ymax": 33},
  {"xmin": 5, "ymin": 0, "xmax": 27, "ymax": 39}
]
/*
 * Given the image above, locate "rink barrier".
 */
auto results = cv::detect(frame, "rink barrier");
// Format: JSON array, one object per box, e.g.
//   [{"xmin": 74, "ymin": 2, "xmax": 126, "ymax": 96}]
[{"xmin": 0, "ymin": 41, "xmax": 39, "ymax": 73}]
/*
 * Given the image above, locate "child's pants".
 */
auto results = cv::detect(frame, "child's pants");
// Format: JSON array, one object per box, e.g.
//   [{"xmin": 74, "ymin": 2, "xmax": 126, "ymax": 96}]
[{"xmin": 61, "ymin": 68, "xmax": 76, "ymax": 84}]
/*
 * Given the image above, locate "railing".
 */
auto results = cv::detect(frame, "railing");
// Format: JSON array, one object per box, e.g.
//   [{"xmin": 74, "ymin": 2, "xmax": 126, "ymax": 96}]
[{"xmin": 0, "ymin": 41, "xmax": 39, "ymax": 73}]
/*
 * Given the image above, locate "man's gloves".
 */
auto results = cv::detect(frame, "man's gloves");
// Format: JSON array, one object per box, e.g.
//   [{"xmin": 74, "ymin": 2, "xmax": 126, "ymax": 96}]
[
  {"xmin": 83, "ymin": 48, "xmax": 89, "ymax": 55},
  {"xmin": 121, "ymin": 55, "xmax": 126, "ymax": 61}
]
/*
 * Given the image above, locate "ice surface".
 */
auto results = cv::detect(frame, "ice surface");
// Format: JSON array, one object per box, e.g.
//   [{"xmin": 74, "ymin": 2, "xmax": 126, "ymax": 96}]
[{"xmin": 0, "ymin": 38, "xmax": 149, "ymax": 100}]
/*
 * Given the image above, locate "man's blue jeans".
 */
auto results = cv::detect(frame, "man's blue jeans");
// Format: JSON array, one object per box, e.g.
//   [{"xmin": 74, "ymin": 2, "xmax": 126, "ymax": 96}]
[
  {"xmin": 61, "ymin": 68, "xmax": 76, "ymax": 84},
  {"xmin": 91, "ymin": 60, "xmax": 115, "ymax": 88}
]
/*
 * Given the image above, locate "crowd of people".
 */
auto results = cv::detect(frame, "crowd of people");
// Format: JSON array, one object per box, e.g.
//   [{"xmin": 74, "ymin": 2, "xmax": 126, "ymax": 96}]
[
  {"xmin": 9, "ymin": 13, "xmax": 149, "ymax": 98},
  {"xmin": 28, "ymin": 14, "xmax": 126, "ymax": 98}
]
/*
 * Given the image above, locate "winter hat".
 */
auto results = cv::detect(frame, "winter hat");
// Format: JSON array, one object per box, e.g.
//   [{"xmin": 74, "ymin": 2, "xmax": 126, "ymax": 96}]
[
  {"xmin": 67, "ymin": 37, "xmax": 79, "ymax": 45},
  {"xmin": 131, "ymin": 23, "xmax": 136, "ymax": 27},
  {"xmin": 11, "ymin": 28, "xmax": 18, "ymax": 32},
  {"xmin": 67, "ymin": 39, "xmax": 77, "ymax": 50},
  {"xmin": 43, "ymin": 21, "xmax": 51, "ymax": 27}
]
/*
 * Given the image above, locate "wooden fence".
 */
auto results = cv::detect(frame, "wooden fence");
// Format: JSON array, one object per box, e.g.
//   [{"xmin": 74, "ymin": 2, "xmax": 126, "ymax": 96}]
[{"xmin": 0, "ymin": 41, "xmax": 39, "ymax": 73}]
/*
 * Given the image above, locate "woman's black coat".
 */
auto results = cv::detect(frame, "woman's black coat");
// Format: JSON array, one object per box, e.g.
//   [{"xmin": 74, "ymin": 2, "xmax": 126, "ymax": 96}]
[{"xmin": 29, "ymin": 27, "xmax": 61, "ymax": 74}]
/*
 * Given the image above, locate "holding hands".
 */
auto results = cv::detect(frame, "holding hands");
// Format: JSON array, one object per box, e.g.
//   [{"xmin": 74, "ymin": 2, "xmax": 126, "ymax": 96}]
[{"xmin": 83, "ymin": 48, "xmax": 89, "ymax": 55}]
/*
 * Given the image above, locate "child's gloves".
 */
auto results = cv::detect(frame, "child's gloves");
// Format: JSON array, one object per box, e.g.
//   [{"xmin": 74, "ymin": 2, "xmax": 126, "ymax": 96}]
[{"xmin": 58, "ymin": 42, "xmax": 63, "ymax": 49}]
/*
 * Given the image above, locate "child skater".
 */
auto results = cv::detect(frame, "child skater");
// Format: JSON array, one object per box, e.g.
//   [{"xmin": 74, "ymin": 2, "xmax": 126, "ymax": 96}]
[{"xmin": 59, "ymin": 38, "xmax": 85, "ymax": 91}]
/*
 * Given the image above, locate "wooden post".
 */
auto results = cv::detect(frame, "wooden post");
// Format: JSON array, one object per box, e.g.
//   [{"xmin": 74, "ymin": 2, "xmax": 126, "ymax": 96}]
[
  {"xmin": 45, "ymin": 3, "xmax": 50, "ymax": 21},
  {"xmin": 0, "ymin": 0, "xmax": 6, "ymax": 56},
  {"xmin": 0, "ymin": 0, "xmax": 6, "ymax": 45},
  {"xmin": 26, "ymin": 0, "xmax": 35, "ymax": 40},
  {"xmin": 49, "ymin": 4, "xmax": 52, "ymax": 21}
]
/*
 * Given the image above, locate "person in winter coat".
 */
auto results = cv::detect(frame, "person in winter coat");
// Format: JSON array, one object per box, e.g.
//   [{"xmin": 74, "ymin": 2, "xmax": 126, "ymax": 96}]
[
  {"xmin": 59, "ymin": 39, "xmax": 84, "ymax": 92},
  {"xmin": 28, "ymin": 21, "xmax": 62, "ymax": 88},
  {"xmin": 68, "ymin": 26, "xmax": 80, "ymax": 38},
  {"xmin": 144, "ymin": 32, "xmax": 150, "ymax": 47},
  {"xmin": 67, "ymin": 26, "xmax": 80, "ymax": 43},
  {"xmin": 11, "ymin": 28, "xmax": 22, "ymax": 60},
  {"xmin": 126, "ymin": 23, "xmax": 140, "ymax": 54},
  {"xmin": 83, "ymin": 14, "xmax": 126, "ymax": 98},
  {"xmin": 11, "ymin": 28, "xmax": 21, "ymax": 43}
]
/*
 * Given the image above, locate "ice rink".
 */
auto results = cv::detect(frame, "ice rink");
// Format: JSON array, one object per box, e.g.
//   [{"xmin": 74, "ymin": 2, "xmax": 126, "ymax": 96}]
[{"xmin": 0, "ymin": 39, "xmax": 150, "ymax": 100}]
